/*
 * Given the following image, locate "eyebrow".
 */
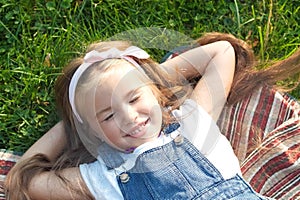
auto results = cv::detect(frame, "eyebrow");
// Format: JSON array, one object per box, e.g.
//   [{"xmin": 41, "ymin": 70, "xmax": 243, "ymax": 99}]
[
  {"xmin": 96, "ymin": 87, "xmax": 143, "ymax": 117},
  {"xmin": 96, "ymin": 106, "xmax": 112, "ymax": 118},
  {"xmin": 126, "ymin": 87, "xmax": 141, "ymax": 99}
]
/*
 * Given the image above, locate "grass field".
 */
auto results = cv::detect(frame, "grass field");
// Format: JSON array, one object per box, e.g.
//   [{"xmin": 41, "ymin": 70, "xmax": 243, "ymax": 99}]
[{"xmin": 0, "ymin": 0, "xmax": 299, "ymax": 153}]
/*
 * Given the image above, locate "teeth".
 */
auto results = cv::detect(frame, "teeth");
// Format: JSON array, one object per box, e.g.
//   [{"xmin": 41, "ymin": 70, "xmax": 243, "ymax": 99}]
[
  {"xmin": 131, "ymin": 127, "xmax": 141, "ymax": 135},
  {"xmin": 129, "ymin": 122, "xmax": 146, "ymax": 136}
]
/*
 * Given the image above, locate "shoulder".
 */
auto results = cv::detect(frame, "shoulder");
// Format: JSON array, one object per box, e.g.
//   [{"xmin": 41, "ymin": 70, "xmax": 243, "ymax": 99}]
[
  {"xmin": 79, "ymin": 158, "xmax": 123, "ymax": 199},
  {"xmin": 172, "ymin": 99, "xmax": 216, "ymax": 127},
  {"xmin": 172, "ymin": 99, "xmax": 241, "ymax": 178},
  {"xmin": 172, "ymin": 99, "xmax": 221, "ymax": 151}
]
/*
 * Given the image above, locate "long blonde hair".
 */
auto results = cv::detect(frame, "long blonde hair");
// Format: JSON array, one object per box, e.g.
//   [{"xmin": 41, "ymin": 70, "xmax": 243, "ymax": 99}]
[{"xmin": 5, "ymin": 33, "xmax": 300, "ymax": 199}]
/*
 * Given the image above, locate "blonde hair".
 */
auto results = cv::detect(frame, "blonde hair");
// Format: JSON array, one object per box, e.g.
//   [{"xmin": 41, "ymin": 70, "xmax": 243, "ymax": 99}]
[
  {"xmin": 5, "ymin": 33, "xmax": 300, "ymax": 199},
  {"xmin": 77, "ymin": 40, "xmax": 191, "ymax": 122},
  {"xmin": 6, "ymin": 40, "xmax": 191, "ymax": 199}
]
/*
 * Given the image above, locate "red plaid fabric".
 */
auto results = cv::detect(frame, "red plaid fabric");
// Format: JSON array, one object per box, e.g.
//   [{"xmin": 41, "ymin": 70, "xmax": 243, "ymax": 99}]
[
  {"xmin": 0, "ymin": 150, "xmax": 21, "ymax": 200},
  {"xmin": 162, "ymin": 42, "xmax": 300, "ymax": 200},
  {"xmin": 217, "ymin": 86, "xmax": 300, "ymax": 199},
  {"xmin": 241, "ymin": 119, "xmax": 300, "ymax": 199},
  {"xmin": 1, "ymin": 52, "xmax": 299, "ymax": 199}
]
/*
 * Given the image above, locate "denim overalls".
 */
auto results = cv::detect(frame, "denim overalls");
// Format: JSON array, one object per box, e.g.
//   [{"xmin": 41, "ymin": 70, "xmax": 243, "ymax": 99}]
[{"xmin": 101, "ymin": 124, "xmax": 268, "ymax": 200}]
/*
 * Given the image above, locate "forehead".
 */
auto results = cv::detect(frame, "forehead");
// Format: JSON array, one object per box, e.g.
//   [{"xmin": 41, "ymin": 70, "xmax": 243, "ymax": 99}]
[
  {"xmin": 78, "ymin": 61, "xmax": 149, "ymax": 120},
  {"xmin": 103, "ymin": 61, "xmax": 150, "ymax": 92},
  {"xmin": 98, "ymin": 61, "xmax": 148, "ymax": 94}
]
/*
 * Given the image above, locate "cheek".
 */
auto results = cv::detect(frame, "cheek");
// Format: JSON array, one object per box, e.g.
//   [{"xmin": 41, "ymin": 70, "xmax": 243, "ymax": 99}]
[
  {"xmin": 140, "ymin": 98, "xmax": 161, "ymax": 116},
  {"xmin": 151, "ymin": 103, "xmax": 163, "ymax": 121},
  {"xmin": 146, "ymin": 91, "xmax": 162, "ymax": 115},
  {"xmin": 99, "ymin": 121, "xmax": 127, "ymax": 151},
  {"xmin": 143, "ymin": 95, "xmax": 163, "ymax": 124},
  {"xmin": 100, "ymin": 121, "xmax": 120, "ymax": 139},
  {"xmin": 150, "ymin": 88, "xmax": 164, "ymax": 107}
]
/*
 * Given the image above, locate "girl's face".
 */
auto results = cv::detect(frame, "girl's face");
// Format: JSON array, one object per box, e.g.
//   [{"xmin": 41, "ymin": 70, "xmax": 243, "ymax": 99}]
[{"xmin": 86, "ymin": 61, "xmax": 163, "ymax": 151}]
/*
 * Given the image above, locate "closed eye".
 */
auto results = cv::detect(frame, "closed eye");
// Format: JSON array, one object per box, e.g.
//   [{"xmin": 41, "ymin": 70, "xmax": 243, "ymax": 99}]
[
  {"xmin": 129, "ymin": 95, "xmax": 140, "ymax": 104},
  {"xmin": 103, "ymin": 113, "xmax": 114, "ymax": 121}
]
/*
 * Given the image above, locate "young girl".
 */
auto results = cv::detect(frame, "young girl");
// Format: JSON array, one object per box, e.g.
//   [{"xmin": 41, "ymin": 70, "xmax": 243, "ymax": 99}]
[{"xmin": 5, "ymin": 33, "xmax": 300, "ymax": 200}]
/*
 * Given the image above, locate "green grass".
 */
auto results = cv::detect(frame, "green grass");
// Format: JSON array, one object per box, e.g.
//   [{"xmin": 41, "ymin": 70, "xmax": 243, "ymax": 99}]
[{"xmin": 1, "ymin": 0, "xmax": 299, "ymax": 153}]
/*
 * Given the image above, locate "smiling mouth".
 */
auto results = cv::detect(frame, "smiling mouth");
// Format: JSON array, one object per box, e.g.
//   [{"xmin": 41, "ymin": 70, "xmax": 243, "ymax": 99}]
[{"xmin": 126, "ymin": 118, "xmax": 150, "ymax": 138}]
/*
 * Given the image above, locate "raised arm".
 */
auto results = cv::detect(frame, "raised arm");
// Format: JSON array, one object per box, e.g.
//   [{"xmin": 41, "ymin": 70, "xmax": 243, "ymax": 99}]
[
  {"xmin": 19, "ymin": 121, "xmax": 66, "ymax": 162},
  {"xmin": 5, "ymin": 121, "xmax": 94, "ymax": 199},
  {"xmin": 28, "ymin": 167, "xmax": 91, "ymax": 200},
  {"xmin": 162, "ymin": 41, "xmax": 235, "ymax": 121}
]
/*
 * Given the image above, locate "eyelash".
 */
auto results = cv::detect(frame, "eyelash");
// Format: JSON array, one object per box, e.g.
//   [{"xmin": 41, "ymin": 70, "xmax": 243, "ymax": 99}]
[
  {"xmin": 103, "ymin": 113, "xmax": 114, "ymax": 121},
  {"xmin": 102, "ymin": 94, "xmax": 141, "ymax": 122},
  {"xmin": 129, "ymin": 95, "xmax": 140, "ymax": 103}
]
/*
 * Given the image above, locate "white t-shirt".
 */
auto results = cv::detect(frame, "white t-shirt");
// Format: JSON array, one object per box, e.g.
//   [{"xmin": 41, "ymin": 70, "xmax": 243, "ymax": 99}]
[{"xmin": 79, "ymin": 99, "xmax": 241, "ymax": 200}]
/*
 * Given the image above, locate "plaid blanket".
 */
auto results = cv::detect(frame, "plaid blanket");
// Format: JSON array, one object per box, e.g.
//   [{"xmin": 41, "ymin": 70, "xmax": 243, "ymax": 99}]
[
  {"xmin": 1, "ymin": 43, "xmax": 300, "ymax": 198},
  {"xmin": 1, "ymin": 87, "xmax": 299, "ymax": 199},
  {"xmin": 217, "ymin": 86, "xmax": 300, "ymax": 199},
  {"xmin": 0, "ymin": 150, "xmax": 21, "ymax": 200},
  {"xmin": 164, "ymin": 46, "xmax": 300, "ymax": 199}
]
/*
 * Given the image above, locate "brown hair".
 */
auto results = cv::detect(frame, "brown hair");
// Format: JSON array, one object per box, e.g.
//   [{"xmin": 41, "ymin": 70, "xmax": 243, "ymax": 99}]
[
  {"xmin": 195, "ymin": 32, "xmax": 300, "ymax": 104},
  {"xmin": 5, "ymin": 33, "xmax": 300, "ymax": 199},
  {"xmin": 5, "ymin": 40, "xmax": 191, "ymax": 199}
]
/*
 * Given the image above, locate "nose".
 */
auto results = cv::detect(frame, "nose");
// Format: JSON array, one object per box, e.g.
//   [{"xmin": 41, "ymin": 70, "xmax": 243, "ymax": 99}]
[{"xmin": 120, "ymin": 105, "xmax": 138, "ymax": 125}]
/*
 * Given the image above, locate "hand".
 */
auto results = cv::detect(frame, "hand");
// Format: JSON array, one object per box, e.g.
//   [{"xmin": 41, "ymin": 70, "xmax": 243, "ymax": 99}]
[{"xmin": 161, "ymin": 41, "xmax": 235, "ymax": 121}]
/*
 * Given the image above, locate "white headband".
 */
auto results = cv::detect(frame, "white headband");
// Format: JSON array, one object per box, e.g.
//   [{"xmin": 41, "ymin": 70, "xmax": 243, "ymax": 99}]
[{"xmin": 68, "ymin": 46, "xmax": 150, "ymax": 123}]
